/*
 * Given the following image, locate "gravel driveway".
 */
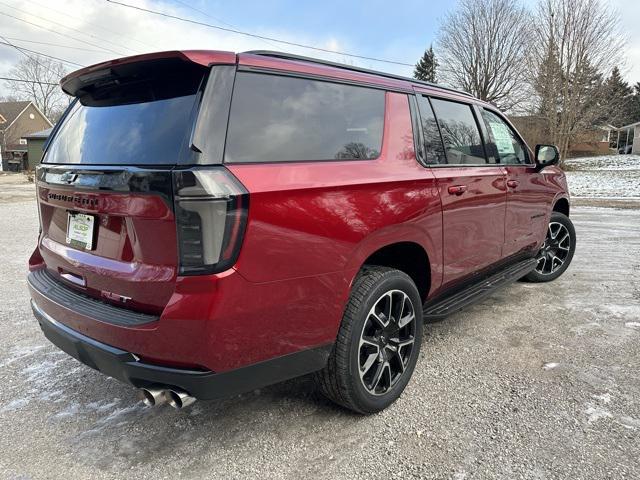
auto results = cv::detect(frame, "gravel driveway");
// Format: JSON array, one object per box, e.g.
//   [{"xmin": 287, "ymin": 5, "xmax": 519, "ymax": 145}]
[{"xmin": 1, "ymin": 200, "xmax": 638, "ymax": 480}]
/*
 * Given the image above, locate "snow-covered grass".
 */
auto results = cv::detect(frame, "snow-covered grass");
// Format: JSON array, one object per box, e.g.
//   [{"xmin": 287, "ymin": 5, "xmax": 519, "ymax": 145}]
[{"xmin": 564, "ymin": 154, "xmax": 640, "ymax": 199}]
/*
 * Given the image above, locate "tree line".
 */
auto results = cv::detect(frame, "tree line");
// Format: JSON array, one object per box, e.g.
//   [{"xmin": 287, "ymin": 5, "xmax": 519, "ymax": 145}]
[{"xmin": 413, "ymin": 0, "xmax": 636, "ymax": 160}]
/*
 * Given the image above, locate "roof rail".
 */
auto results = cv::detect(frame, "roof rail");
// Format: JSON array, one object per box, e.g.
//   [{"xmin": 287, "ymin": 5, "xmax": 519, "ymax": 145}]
[{"xmin": 243, "ymin": 50, "xmax": 473, "ymax": 98}]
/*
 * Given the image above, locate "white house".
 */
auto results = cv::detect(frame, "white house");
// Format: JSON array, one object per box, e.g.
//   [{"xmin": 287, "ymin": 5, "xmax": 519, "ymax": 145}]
[{"xmin": 613, "ymin": 121, "xmax": 640, "ymax": 154}]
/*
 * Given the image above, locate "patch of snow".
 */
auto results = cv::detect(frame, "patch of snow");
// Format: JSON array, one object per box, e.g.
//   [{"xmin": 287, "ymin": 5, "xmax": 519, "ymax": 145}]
[
  {"xmin": 0, "ymin": 397, "xmax": 30, "ymax": 413},
  {"xmin": 564, "ymin": 154, "xmax": 640, "ymax": 198},
  {"xmin": 86, "ymin": 399, "xmax": 120, "ymax": 413},
  {"xmin": 54, "ymin": 402, "xmax": 82, "ymax": 419},
  {"xmin": 619, "ymin": 416, "xmax": 640, "ymax": 430},
  {"xmin": 625, "ymin": 322, "xmax": 640, "ymax": 330},
  {"xmin": 0, "ymin": 344, "xmax": 45, "ymax": 368},
  {"xmin": 565, "ymin": 155, "xmax": 640, "ymax": 171},
  {"xmin": 585, "ymin": 405, "xmax": 612, "ymax": 423},
  {"xmin": 97, "ymin": 404, "xmax": 146, "ymax": 425},
  {"xmin": 593, "ymin": 393, "xmax": 612, "ymax": 404},
  {"xmin": 543, "ymin": 362, "xmax": 559, "ymax": 370}
]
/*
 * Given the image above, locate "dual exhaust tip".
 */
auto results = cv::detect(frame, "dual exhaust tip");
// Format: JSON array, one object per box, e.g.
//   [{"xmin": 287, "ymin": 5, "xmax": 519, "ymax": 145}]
[{"xmin": 139, "ymin": 387, "xmax": 196, "ymax": 409}]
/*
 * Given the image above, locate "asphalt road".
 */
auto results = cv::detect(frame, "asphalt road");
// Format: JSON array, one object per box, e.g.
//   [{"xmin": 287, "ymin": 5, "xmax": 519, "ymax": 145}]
[{"xmin": 1, "ymin": 200, "xmax": 638, "ymax": 480}]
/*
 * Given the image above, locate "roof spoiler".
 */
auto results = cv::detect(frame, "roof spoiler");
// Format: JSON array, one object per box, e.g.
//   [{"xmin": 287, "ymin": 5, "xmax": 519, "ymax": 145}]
[{"xmin": 60, "ymin": 50, "xmax": 236, "ymax": 97}]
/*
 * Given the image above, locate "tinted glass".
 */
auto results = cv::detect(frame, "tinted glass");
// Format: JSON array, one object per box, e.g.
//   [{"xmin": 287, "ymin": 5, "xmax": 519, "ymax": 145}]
[
  {"xmin": 44, "ymin": 95, "xmax": 198, "ymax": 165},
  {"xmin": 481, "ymin": 110, "xmax": 529, "ymax": 165},
  {"xmin": 430, "ymin": 98, "xmax": 487, "ymax": 165},
  {"xmin": 416, "ymin": 95, "xmax": 446, "ymax": 164},
  {"xmin": 224, "ymin": 73, "xmax": 384, "ymax": 163}
]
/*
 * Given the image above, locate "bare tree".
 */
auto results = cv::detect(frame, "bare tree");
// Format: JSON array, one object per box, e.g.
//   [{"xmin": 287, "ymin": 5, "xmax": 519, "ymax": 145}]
[
  {"xmin": 529, "ymin": 0, "xmax": 623, "ymax": 161},
  {"xmin": 436, "ymin": 0, "xmax": 531, "ymax": 110},
  {"xmin": 4, "ymin": 55, "xmax": 69, "ymax": 121}
]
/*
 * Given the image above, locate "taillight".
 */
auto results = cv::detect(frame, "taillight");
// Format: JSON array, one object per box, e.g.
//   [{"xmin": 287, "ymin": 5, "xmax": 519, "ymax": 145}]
[{"xmin": 173, "ymin": 167, "xmax": 248, "ymax": 275}]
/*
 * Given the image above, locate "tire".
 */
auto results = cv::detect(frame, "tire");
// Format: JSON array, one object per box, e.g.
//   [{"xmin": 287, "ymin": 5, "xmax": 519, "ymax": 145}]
[
  {"xmin": 314, "ymin": 266, "xmax": 423, "ymax": 414},
  {"xmin": 522, "ymin": 212, "xmax": 576, "ymax": 283}
]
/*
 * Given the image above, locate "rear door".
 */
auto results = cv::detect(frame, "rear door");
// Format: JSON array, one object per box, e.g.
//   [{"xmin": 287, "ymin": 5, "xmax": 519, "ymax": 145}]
[
  {"xmin": 479, "ymin": 108, "xmax": 547, "ymax": 257},
  {"xmin": 35, "ymin": 56, "xmax": 210, "ymax": 315},
  {"xmin": 416, "ymin": 95, "xmax": 507, "ymax": 287}
]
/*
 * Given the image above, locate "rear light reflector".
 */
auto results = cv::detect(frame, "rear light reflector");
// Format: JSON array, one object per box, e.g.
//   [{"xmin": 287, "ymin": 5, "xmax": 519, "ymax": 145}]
[{"xmin": 173, "ymin": 167, "xmax": 248, "ymax": 275}]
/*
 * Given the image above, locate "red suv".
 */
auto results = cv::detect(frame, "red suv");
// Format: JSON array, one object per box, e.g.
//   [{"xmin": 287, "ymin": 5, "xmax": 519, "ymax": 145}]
[{"xmin": 27, "ymin": 50, "xmax": 575, "ymax": 413}]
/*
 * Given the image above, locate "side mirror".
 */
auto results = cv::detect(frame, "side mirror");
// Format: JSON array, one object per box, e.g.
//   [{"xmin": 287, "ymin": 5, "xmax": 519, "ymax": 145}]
[{"xmin": 535, "ymin": 144, "xmax": 560, "ymax": 169}]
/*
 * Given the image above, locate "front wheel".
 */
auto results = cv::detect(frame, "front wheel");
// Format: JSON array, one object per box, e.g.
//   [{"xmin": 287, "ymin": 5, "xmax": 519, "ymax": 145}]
[
  {"xmin": 314, "ymin": 266, "xmax": 423, "ymax": 414},
  {"xmin": 523, "ymin": 212, "xmax": 576, "ymax": 282}
]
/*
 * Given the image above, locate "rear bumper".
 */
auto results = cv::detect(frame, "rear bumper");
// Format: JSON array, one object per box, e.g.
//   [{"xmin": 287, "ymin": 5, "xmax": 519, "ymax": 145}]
[{"xmin": 31, "ymin": 300, "xmax": 331, "ymax": 400}]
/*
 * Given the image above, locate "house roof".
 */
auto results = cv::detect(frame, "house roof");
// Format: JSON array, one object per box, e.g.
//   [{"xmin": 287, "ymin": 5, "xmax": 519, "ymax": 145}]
[
  {"xmin": 0, "ymin": 101, "xmax": 31, "ymax": 127},
  {"xmin": 617, "ymin": 120, "xmax": 640, "ymax": 130},
  {"xmin": 22, "ymin": 127, "xmax": 52, "ymax": 140}
]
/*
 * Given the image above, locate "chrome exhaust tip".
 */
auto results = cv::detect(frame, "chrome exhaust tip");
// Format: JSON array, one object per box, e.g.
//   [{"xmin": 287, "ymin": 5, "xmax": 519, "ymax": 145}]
[
  {"xmin": 139, "ymin": 387, "xmax": 167, "ymax": 407},
  {"xmin": 165, "ymin": 389, "xmax": 196, "ymax": 409}
]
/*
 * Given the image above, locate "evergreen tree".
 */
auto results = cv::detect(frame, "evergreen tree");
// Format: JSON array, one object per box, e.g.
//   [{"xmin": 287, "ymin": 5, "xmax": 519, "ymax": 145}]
[
  {"xmin": 628, "ymin": 82, "xmax": 640, "ymax": 124},
  {"xmin": 414, "ymin": 46, "xmax": 438, "ymax": 83},
  {"xmin": 602, "ymin": 66, "xmax": 633, "ymax": 126},
  {"xmin": 534, "ymin": 39, "xmax": 562, "ymax": 144}
]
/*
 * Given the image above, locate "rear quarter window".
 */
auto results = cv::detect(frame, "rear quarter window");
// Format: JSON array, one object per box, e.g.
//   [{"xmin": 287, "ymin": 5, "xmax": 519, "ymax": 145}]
[{"xmin": 224, "ymin": 72, "xmax": 385, "ymax": 163}]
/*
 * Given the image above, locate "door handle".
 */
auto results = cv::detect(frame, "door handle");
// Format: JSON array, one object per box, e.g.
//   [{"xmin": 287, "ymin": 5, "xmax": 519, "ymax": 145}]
[
  {"xmin": 507, "ymin": 180, "xmax": 519, "ymax": 188},
  {"xmin": 447, "ymin": 185, "xmax": 467, "ymax": 195}
]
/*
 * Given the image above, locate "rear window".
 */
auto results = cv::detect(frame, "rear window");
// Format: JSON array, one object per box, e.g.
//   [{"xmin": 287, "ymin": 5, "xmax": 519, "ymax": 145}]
[
  {"xmin": 44, "ymin": 60, "xmax": 205, "ymax": 166},
  {"xmin": 224, "ymin": 72, "xmax": 385, "ymax": 163}
]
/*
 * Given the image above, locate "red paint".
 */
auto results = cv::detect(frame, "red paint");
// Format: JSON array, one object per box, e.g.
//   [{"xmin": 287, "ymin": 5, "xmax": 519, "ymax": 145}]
[
  {"xmin": 36, "ymin": 186, "xmax": 177, "ymax": 314},
  {"xmin": 29, "ymin": 51, "xmax": 570, "ymax": 375},
  {"xmin": 431, "ymin": 166, "xmax": 507, "ymax": 288}
]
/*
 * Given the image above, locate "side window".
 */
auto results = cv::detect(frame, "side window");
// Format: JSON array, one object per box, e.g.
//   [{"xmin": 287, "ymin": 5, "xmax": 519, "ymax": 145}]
[
  {"xmin": 224, "ymin": 72, "xmax": 385, "ymax": 163},
  {"xmin": 416, "ymin": 95, "xmax": 446, "ymax": 164},
  {"xmin": 430, "ymin": 98, "xmax": 488, "ymax": 165},
  {"xmin": 481, "ymin": 110, "xmax": 529, "ymax": 165}
]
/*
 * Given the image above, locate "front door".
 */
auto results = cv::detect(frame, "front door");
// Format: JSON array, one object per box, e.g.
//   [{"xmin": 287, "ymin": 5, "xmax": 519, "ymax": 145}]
[
  {"xmin": 417, "ymin": 95, "xmax": 507, "ymax": 288},
  {"xmin": 478, "ymin": 109, "xmax": 547, "ymax": 257}
]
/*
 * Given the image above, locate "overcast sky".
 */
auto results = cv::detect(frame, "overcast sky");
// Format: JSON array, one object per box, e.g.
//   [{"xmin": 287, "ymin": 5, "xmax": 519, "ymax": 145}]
[{"xmin": 0, "ymin": 0, "xmax": 638, "ymax": 98}]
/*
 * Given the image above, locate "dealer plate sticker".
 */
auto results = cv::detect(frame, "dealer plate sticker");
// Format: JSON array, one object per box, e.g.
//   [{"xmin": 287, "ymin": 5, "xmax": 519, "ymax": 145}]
[{"xmin": 66, "ymin": 213, "xmax": 95, "ymax": 250}]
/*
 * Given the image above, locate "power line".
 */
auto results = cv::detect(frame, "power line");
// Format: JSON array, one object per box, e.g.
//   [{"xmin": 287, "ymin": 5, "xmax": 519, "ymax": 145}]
[
  {"xmin": 0, "ymin": 41, "xmax": 85, "ymax": 67},
  {"xmin": 0, "ymin": 0, "xmax": 139, "ymax": 56},
  {"xmin": 23, "ymin": 0, "xmax": 159, "ymax": 51},
  {"xmin": 3, "ymin": 37, "xmax": 110, "ymax": 53},
  {"xmin": 105, "ymin": 0, "xmax": 415, "ymax": 67},
  {"xmin": 171, "ymin": 0, "xmax": 281, "ymax": 50},
  {"xmin": 0, "ymin": 10, "xmax": 129, "ymax": 57},
  {"xmin": 0, "ymin": 34, "xmax": 70, "ymax": 81},
  {"xmin": 0, "ymin": 76, "xmax": 58, "ymax": 86}
]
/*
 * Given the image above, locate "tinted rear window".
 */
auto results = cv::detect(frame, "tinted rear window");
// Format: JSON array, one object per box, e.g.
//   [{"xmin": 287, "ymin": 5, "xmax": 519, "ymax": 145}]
[
  {"xmin": 224, "ymin": 73, "xmax": 385, "ymax": 163},
  {"xmin": 44, "ymin": 60, "xmax": 205, "ymax": 166},
  {"xmin": 44, "ymin": 97, "xmax": 197, "ymax": 165}
]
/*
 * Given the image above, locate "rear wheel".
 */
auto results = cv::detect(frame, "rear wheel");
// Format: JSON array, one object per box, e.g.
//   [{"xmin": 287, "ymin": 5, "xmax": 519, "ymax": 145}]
[
  {"xmin": 523, "ymin": 212, "xmax": 576, "ymax": 282},
  {"xmin": 314, "ymin": 266, "xmax": 423, "ymax": 414}
]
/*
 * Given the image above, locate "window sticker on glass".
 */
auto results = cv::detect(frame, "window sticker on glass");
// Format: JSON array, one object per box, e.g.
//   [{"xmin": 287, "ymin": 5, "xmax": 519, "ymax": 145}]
[{"xmin": 489, "ymin": 122, "xmax": 515, "ymax": 155}]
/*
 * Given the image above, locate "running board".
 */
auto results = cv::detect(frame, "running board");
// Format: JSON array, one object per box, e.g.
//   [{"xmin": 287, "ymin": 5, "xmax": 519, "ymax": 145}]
[{"xmin": 423, "ymin": 258, "xmax": 537, "ymax": 320}]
